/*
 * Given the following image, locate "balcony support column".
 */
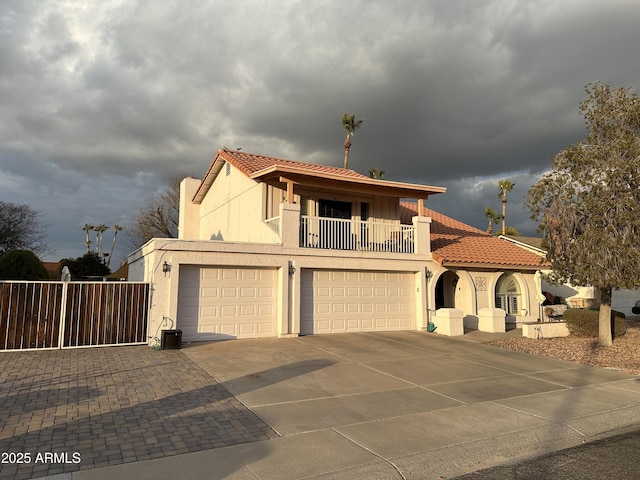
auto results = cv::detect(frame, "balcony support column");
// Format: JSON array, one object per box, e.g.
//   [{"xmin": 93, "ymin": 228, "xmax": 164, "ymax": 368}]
[
  {"xmin": 280, "ymin": 202, "xmax": 301, "ymax": 249},
  {"xmin": 412, "ymin": 215, "xmax": 432, "ymax": 256}
]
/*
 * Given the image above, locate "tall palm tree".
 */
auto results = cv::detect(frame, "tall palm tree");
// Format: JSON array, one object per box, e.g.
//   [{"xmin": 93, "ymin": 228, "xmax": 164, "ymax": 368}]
[
  {"xmin": 342, "ymin": 113, "xmax": 364, "ymax": 169},
  {"xmin": 497, "ymin": 179, "xmax": 515, "ymax": 235},
  {"xmin": 484, "ymin": 207, "xmax": 501, "ymax": 235},
  {"xmin": 106, "ymin": 225, "xmax": 123, "ymax": 268},
  {"xmin": 94, "ymin": 224, "xmax": 108, "ymax": 258},
  {"xmin": 82, "ymin": 224, "xmax": 93, "ymax": 253}
]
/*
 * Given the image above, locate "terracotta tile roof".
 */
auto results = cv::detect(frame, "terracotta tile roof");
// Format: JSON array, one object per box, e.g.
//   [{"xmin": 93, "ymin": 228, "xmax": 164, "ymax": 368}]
[
  {"xmin": 193, "ymin": 148, "xmax": 446, "ymax": 203},
  {"xmin": 400, "ymin": 202, "xmax": 548, "ymax": 269},
  {"xmin": 218, "ymin": 149, "xmax": 371, "ymax": 179}
]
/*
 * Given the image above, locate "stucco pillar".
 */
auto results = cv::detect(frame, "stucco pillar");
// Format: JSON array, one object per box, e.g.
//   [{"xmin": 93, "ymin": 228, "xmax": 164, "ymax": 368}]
[
  {"xmin": 433, "ymin": 308, "xmax": 464, "ymax": 336},
  {"xmin": 478, "ymin": 307, "xmax": 506, "ymax": 333},
  {"xmin": 178, "ymin": 177, "xmax": 201, "ymax": 240},
  {"xmin": 412, "ymin": 216, "xmax": 432, "ymax": 256},
  {"xmin": 280, "ymin": 202, "xmax": 301, "ymax": 248}
]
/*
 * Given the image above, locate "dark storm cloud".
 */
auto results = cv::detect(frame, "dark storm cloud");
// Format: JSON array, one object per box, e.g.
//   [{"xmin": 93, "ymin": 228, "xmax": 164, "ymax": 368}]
[{"xmin": 1, "ymin": 0, "xmax": 640, "ymax": 259}]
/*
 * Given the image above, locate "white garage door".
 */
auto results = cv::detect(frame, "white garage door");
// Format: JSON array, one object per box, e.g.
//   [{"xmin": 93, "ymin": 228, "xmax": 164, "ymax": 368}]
[
  {"xmin": 300, "ymin": 269, "xmax": 415, "ymax": 335},
  {"xmin": 178, "ymin": 266, "xmax": 277, "ymax": 341}
]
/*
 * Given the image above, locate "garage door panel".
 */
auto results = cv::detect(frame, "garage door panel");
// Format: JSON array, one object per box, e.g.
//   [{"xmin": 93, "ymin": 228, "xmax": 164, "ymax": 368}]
[
  {"xmin": 221, "ymin": 269, "xmax": 239, "ymax": 280},
  {"xmin": 259, "ymin": 287, "xmax": 274, "ymax": 297},
  {"xmin": 257, "ymin": 305, "xmax": 274, "ymax": 316},
  {"xmin": 220, "ymin": 305, "xmax": 237, "ymax": 316},
  {"xmin": 332, "ymin": 287, "xmax": 346, "ymax": 297},
  {"xmin": 201, "ymin": 306, "xmax": 218, "ymax": 316},
  {"xmin": 318, "ymin": 287, "xmax": 331, "ymax": 297},
  {"xmin": 178, "ymin": 266, "xmax": 277, "ymax": 341},
  {"xmin": 202, "ymin": 269, "xmax": 221, "ymax": 280},
  {"xmin": 300, "ymin": 269, "xmax": 415, "ymax": 335}
]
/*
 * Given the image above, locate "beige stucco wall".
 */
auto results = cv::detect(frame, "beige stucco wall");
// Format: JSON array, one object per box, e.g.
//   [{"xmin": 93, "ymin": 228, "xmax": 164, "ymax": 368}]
[
  {"xmin": 128, "ymin": 230, "xmax": 436, "ymax": 345},
  {"xmin": 195, "ymin": 162, "xmax": 280, "ymax": 243},
  {"xmin": 428, "ymin": 267, "xmax": 541, "ymax": 329},
  {"xmin": 130, "ymin": 237, "xmax": 545, "ymax": 345}
]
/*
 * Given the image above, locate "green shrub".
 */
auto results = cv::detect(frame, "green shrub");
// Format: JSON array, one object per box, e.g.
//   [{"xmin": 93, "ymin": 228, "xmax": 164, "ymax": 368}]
[
  {"xmin": 0, "ymin": 250, "xmax": 49, "ymax": 280},
  {"xmin": 563, "ymin": 308, "xmax": 626, "ymax": 338}
]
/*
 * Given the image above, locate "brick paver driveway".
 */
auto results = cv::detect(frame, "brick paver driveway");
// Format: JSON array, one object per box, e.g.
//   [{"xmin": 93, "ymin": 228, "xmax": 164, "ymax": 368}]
[{"xmin": 0, "ymin": 346, "xmax": 277, "ymax": 480}]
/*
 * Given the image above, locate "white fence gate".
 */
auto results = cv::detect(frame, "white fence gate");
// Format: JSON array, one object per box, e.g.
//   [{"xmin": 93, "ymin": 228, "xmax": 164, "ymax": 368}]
[{"xmin": 0, "ymin": 281, "xmax": 150, "ymax": 351}]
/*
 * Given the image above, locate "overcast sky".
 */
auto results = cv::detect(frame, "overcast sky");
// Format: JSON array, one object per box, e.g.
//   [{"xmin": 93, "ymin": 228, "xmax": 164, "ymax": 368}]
[{"xmin": 2, "ymin": 0, "xmax": 640, "ymax": 264}]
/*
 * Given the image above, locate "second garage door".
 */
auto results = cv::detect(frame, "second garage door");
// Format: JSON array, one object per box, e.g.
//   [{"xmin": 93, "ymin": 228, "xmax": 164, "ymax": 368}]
[
  {"xmin": 300, "ymin": 269, "xmax": 415, "ymax": 335},
  {"xmin": 178, "ymin": 265, "xmax": 277, "ymax": 341}
]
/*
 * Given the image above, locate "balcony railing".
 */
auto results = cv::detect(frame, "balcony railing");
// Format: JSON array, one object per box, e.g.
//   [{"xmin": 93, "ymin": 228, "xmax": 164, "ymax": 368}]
[{"xmin": 300, "ymin": 216, "xmax": 414, "ymax": 253}]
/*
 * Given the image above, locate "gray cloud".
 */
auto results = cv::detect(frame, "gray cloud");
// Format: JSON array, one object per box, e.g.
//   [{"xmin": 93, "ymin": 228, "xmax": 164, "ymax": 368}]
[{"xmin": 1, "ymin": 0, "xmax": 639, "ymax": 260}]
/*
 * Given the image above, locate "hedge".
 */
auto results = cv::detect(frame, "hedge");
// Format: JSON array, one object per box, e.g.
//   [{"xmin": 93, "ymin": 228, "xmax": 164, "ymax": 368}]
[{"xmin": 563, "ymin": 308, "xmax": 626, "ymax": 338}]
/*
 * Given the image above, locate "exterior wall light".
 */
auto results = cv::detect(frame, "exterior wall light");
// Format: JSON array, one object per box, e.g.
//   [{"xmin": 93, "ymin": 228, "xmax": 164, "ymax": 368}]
[{"xmin": 162, "ymin": 261, "xmax": 172, "ymax": 273}]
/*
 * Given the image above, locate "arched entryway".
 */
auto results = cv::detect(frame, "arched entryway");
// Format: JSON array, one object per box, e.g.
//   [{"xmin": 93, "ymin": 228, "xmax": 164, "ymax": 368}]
[
  {"xmin": 495, "ymin": 273, "xmax": 521, "ymax": 315},
  {"xmin": 435, "ymin": 271, "xmax": 459, "ymax": 309}
]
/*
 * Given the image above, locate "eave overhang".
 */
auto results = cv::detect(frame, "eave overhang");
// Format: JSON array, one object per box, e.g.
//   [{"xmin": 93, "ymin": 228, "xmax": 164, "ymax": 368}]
[{"xmin": 250, "ymin": 165, "xmax": 447, "ymax": 199}]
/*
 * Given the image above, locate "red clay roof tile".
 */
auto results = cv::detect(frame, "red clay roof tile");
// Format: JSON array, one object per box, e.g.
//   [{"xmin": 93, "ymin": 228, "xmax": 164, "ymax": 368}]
[
  {"xmin": 400, "ymin": 202, "xmax": 548, "ymax": 269},
  {"xmin": 219, "ymin": 149, "xmax": 371, "ymax": 179}
]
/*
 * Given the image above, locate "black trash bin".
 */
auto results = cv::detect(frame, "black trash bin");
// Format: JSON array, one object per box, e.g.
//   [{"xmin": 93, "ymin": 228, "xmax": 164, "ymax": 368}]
[{"xmin": 161, "ymin": 329, "xmax": 182, "ymax": 349}]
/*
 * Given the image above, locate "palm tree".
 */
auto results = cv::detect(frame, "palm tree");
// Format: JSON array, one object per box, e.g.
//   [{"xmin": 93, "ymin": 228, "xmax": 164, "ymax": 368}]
[
  {"xmin": 82, "ymin": 224, "xmax": 93, "ymax": 253},
  {"xmin": 342, "ymin": 113, "xmax": 364, "ymax": 169},
  {"xmin": 484, "ymin": 207, "xmax": 501, "ymax": 235},
  {"xmin": 497, "ymin": 179, "xmax": 515, "ymax": 235},
  {"xmin": 368, "ymin": 166, "xmax": 386, "ymax": 179},
  {"xmin": 106, "ymin": 225, "xmax": 123, "ymax": 268},
  {"xmin": 94, "ymin": 224, "xmax": 108, "ymax": 258}
]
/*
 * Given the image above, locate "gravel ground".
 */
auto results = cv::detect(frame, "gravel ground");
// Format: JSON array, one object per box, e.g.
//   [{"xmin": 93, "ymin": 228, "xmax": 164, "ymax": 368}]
[{"xmin": 486, "ymin": 320, "xmax": 640, "ymax": 376}]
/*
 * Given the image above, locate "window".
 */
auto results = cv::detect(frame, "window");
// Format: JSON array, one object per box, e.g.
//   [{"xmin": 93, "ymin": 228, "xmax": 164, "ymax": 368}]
[
  {"xmin": 318, "ymin": 199, "xmax": 352, "ymax": 219},
  {"xmin": 495, "ymin": 273, "xmax": 521, "ymax": 315}
]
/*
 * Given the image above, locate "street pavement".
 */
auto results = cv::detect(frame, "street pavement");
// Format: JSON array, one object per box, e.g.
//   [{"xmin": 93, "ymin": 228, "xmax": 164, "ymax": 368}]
[{"xmin": 451, "ymin": 427, "xmax": 640, "ymax": 479}]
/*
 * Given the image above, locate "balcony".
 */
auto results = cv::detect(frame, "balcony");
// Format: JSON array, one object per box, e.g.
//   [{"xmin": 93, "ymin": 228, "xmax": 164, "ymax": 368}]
[{"xmin": 299, "ymin": 216, "xmax": 415, "ymax": 253}]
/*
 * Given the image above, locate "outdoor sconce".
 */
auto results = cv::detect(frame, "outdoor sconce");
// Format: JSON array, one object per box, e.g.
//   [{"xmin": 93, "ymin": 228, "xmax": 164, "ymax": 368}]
[
  {"xmin": 162, "ymin": 261, "xmax": 172, "ymax": 273},
  {"xmin": 425, "ymin": 269, "xmax": 433, "ymax": 280},
  {"xmin": 288, "ymin": 262, "xmax": 296, "ymax": 277}
]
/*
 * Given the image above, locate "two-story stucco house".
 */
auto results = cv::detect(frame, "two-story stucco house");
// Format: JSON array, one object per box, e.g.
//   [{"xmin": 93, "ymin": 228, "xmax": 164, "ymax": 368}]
[{"xmin": 128, "ymin": 149, "xmax": 546, "ymax": 344}]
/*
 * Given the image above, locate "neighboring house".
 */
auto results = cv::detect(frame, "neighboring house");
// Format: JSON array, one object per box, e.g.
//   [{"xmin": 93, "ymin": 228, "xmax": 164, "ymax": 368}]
[
  {"xmin": 129, "ymin": 149, "xmax": 547, "ymax": 343},
  {"xmin": 501, "ymin": 235, "xmax": 640, "ymax": 316},
  {"xmin": 106, "ymin": 262, "xmax": 129, "ymax": 281},
  {"xmin": 42, "ymin": 261, "xmax": 62, "ymax": 280}
]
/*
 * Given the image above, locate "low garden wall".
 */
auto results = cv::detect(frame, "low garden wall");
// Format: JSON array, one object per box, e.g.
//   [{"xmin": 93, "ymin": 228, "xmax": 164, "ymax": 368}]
[{"xmin": 522, "ymin": 322, "xmax": 570, "ymax": 339}]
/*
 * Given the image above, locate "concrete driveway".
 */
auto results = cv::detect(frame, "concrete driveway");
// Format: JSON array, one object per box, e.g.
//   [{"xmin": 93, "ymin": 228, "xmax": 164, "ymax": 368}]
[
  {"xmin": 170, "ymin": 331, "xmax": 640, "ymax": 479},
  {"xmin": 13, "ymin": 330, "xmax": 639, "ymax": 480}
]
